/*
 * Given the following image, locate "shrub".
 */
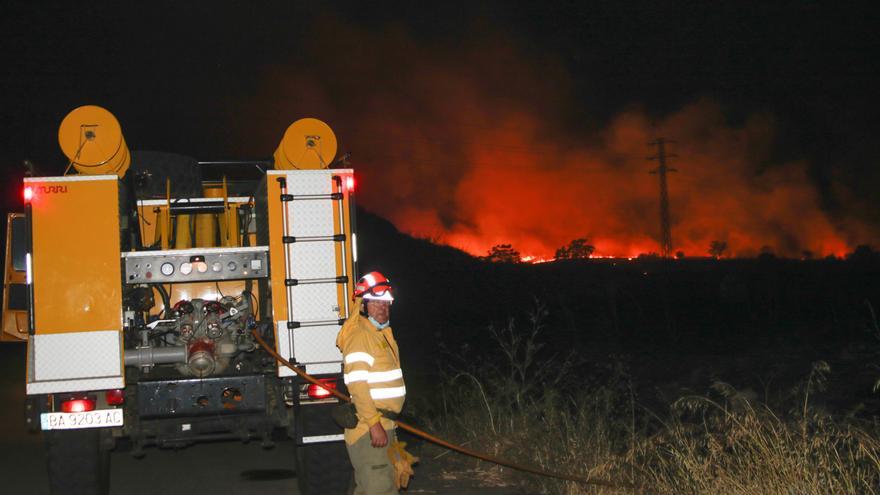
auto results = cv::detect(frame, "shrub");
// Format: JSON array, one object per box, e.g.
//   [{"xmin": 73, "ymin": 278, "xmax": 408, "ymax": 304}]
[{"xmin": 431, "ymin": 309, "xmax": 880, "ymax": 494}]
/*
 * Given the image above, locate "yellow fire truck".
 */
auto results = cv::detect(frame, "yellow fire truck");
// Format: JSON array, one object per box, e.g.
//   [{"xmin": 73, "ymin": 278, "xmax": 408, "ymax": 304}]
[{"xmin": 2, "ymin": 105, "xmax": 357, "ymax": 494}]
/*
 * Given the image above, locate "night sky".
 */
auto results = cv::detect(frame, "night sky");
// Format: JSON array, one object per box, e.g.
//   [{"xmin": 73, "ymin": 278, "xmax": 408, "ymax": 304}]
[{"xmin": 2, "ymin": 1, "xmax": 878, "ymax": 258}]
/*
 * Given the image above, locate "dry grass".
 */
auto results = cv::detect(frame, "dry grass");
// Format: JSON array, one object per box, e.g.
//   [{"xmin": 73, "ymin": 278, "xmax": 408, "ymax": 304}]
[
  {"xmin": 433, "ymin": 307, "xmax": 880, "ymax": 494},
  {"xmin": 643, "ymin": 393, "xmax": 880, "ymax": 494}
]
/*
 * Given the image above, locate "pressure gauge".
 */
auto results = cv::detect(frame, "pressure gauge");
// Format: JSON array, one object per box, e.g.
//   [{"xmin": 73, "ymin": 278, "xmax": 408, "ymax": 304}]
[
  {"xmin": 160, "ymin": 262, "xmax": 174, "ymax": 276},
  {"xmin": 179, "ymin": 262, "xmax": 193, "ymax": 275}
]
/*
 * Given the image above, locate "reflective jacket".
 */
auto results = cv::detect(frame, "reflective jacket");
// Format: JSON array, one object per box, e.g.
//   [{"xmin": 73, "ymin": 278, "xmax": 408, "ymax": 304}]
[{"xmin": 335, "ymin": 297, "xmax": 406, "ymax": 444}]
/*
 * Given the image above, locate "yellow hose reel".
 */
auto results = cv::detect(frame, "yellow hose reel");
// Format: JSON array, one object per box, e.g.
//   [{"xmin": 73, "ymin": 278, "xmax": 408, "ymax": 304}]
[
  {"xmin": 59, "ymin": 107, "xmax": 338, "ymax": 174},
  {"xmin": 58, "ymin": 105, "xmax": 131, "ymax": 177},
  {"xmin": 274, "ymin": 118, "xmax": 338, "ymax": 170}
]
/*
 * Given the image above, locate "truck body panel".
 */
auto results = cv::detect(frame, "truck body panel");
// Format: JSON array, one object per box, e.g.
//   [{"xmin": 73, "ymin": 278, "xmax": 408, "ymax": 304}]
[
  {"xmin": 265, "ymin": 170, "xmax": 355, "ymax": 376},
  {"xmin": 26, "ymin": 175, "xmax": 123, "ymax": 334},
  {"xmin": 24, "ymin": 175, "xmax": 125, "ymax": 395}
]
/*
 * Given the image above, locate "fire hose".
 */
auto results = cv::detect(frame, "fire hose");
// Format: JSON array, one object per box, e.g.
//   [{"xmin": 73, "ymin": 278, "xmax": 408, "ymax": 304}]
[{"xmin": 251, "ymin": 329, "xmax": 636, "ymax": 491}]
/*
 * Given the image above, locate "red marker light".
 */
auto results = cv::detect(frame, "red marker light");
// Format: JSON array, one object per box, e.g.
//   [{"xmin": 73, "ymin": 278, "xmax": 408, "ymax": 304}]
[
  {"xmin": 105, "ymin": 389, "xmax": 125, "ymax": 406},
  {"xmin": 307, "ymin": 378, "xmax": 337, "ymax": 399},
  {"xmin": 60, "ymin": 398, "xmax": 96, "ymax": 413},
  {"xmin": 23, "ymin": 186, "xmax": 33, "ymax": 202},
  {"xmin": 346, "ymin": 177, "xmax": 355, "ymax": 192}
]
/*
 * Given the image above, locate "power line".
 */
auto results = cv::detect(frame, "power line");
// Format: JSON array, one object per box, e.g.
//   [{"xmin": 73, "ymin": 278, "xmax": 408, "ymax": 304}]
[{"xmin": 648, "ymin": 138, "xmax": 678, "ymax": 258}]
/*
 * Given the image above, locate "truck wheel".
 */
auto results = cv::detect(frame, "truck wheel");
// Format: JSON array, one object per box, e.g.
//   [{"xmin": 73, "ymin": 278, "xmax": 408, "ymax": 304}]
[
  {"xmin": 45, "ymin": 429, "xmax": 110, "ymax": 495},
  {"xmin": 296, "ymin": 441, "xmax": 353, "ymax": 495}
]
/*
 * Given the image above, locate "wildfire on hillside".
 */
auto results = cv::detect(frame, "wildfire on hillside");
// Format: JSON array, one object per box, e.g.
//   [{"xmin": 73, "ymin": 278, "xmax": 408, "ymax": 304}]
[
  {"xmin": 520, "ymin": 256, "xmax": 553, "ymax": 264},
  {"xmin": 236, "ymin": 18, "xmax": 878, "ymax": 259},
  {"xmin": 371, "ymin": 96, "xmax": 873, "ymax": 259}
]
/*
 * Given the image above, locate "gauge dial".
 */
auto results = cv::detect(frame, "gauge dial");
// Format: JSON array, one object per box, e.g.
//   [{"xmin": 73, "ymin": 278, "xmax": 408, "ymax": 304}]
[{"xmin": 160, "ymin": 262, "xmax": 174, "ymax": 276}]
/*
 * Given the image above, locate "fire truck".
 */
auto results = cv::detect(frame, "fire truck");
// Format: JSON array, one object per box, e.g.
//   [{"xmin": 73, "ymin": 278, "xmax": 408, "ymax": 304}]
[{"xmin": 2, "ymin": 105, "xmax": 357, "ymax": 494}]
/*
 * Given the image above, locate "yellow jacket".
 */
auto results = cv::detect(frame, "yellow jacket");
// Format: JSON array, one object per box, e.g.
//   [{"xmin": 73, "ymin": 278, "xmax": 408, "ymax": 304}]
[{"xmin": 335, "ymin": 298, "xmax": 406, "ymax": 444}]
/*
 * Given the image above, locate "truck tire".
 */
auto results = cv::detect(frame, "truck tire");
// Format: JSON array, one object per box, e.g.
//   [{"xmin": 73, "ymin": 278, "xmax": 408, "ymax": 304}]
[
  {"xmin": 296, "ymin": 441, "xmax": 353, "ymax": 495},
  {"xmin": 45, "ymin": 429, "xmax": 110, "ymax": 495}
]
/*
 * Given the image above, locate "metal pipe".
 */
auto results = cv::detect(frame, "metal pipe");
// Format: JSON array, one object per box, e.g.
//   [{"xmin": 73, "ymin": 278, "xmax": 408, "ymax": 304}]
[
  {"xmin": 169, "ymin": 202, "xmax": 226, "ymax": 214},
  {"xmin": 333, "ymin": 175, "xmax": 350, "ymax": 319},
  {"xmin": 124, "ymin": 346, "xmax": 187, "ymax": 367}
]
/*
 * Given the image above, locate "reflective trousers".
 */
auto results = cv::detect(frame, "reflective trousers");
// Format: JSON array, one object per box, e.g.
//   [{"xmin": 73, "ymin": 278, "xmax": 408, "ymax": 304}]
[{"xmin": 346, "ymin": 429, "xmax": 398, "ymax": 495}]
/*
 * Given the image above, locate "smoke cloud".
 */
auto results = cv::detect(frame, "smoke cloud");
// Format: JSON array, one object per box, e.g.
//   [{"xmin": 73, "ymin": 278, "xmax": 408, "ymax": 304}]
[{"xmin": 233, "ymin": 17, "xmax": 876, "ymax": 259}]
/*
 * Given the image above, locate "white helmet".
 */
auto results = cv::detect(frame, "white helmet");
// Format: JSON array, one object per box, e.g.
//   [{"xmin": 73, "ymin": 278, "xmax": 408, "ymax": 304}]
[{"xmin": 353, "ymin": 271, "xmax": 394, "ymax": 302}]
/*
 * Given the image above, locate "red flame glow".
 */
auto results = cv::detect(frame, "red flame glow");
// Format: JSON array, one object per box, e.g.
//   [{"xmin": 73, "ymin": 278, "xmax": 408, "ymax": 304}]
[{"xmin": 236, "ymin": 19, "xmax": 877, "ymax": 259}]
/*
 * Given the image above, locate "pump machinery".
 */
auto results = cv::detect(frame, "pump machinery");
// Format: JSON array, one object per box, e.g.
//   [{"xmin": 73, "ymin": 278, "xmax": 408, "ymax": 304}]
[{"xmin": 2, "ymin": 106, "xmax": 359, "ymax": 494}]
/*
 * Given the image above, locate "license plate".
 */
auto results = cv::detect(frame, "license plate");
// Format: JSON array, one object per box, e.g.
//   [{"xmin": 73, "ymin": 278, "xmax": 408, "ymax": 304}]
[{"xmin": 40, "ymin": 409, "xmax": 124, "ymax": 430}]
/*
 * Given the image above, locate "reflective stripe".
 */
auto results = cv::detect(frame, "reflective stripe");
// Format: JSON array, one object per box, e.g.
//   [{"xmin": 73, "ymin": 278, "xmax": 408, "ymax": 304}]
[
  {"xmin": 352, "ymin": 233, "xmax": 358, "ymax": 263},
  {"xmin": 369, "ymin": 386, "xmax": 406, "ymax": 400},
  {"xmin": 368, "ymin": 368, "xmax": 403, "ymax": 384},
  {"xmin": 343, "ymin": 370, "xmax": 369, "ymax": 384},
  {"xmin": 302, "ymin": 434, "xmax": 344, "ymax": 444},
  {"xmin": 344, "ymin": 352, "xmax": 375, "ymax": 366},
  {"xmin": 363, "ymin": 273, "xmax": 377, "ymax": 286}
]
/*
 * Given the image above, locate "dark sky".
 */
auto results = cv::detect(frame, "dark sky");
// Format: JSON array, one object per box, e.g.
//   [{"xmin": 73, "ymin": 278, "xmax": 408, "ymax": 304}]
[{"xmin": 2, "ymin": 1, "xmax": 878, "ymax": 254}]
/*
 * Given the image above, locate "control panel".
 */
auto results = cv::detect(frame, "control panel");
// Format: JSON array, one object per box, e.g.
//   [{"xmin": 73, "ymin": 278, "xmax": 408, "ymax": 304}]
[{"xmin": 122, "ymin": 246, "xmax": 269, "ymax": 284}]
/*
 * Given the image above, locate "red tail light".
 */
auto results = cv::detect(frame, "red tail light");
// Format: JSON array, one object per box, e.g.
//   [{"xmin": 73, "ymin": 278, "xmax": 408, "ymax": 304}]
[
  {"xmin": 346, "ymin": 177, "xmax": 355, "ymax": 192},
  {"xmin": 307, "ymin": 378, "xmax": 337, "ymax": 399},
  {"xmin": 23, "ymin": 186, "xmax": 33, "ymax": 203},
  {"xmin": 60, "ymin": 398, "xmax": 96, "ymax": 413},
  {"xmin": 105, "ymin": 389, "xmax": 125, "ymax": 406}
]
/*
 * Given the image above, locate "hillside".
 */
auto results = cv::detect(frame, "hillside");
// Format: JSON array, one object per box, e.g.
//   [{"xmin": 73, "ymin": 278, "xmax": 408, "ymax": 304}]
[{"xmin": 355, "ymin": 208, "xmax": 880, "ymax": 417}]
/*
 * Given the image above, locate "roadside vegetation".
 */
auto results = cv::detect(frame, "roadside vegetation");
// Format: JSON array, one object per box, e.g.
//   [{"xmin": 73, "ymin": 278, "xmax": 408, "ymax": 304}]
[{"xmin": 427, "ymin": 303, "xmax": 880, "ymax": 494}]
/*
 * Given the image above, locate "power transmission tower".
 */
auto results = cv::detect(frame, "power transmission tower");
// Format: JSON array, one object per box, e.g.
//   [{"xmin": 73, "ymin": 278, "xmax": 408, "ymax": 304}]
[{"xmin": 648, "ymin": 138, "xmax": 677, "ymax": 258}]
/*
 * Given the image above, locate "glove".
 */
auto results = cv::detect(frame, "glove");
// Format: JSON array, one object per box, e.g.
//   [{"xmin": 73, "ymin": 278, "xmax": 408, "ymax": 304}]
[{"xmin": 386, "ymin": 440, "xmax": 419, "ymax": 489}]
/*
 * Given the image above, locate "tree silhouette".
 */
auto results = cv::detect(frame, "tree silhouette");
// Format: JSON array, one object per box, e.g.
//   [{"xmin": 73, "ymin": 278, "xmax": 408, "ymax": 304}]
[
  {"xmin": 485, "ymin": 244, "xmax": 521, "ymax": 263},
  {"xmin": 708, "ymin": 240, "xmax": 728, "ymax": 259},
  {"xmin": 847, "ymin": 244, "xmax": 878, "ymax": 264},
  {"xmin": 757, "ymin": 245, "xmax": 776, "ymax": 261},
  {"xmin": 554, "ymin": 238, "xmax": 595, "ymax": 260}
]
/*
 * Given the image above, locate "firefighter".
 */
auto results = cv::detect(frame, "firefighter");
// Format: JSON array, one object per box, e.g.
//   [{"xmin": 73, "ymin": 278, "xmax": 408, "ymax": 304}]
[{"xmin": 336, "ymin": 271, "xmax": 406, "ymax": 494}]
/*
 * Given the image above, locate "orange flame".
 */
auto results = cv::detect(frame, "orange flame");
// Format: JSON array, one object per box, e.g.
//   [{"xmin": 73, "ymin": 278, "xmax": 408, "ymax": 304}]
[{"xmin": 237, "ymin": 19, "xmax": 877, "ymax": 259}]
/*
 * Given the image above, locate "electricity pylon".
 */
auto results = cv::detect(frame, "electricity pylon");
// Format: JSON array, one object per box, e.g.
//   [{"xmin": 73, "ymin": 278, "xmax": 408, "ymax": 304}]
[{"xmin": 648, "ymin": 138, "xmax": 677, "ymax": 258}]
